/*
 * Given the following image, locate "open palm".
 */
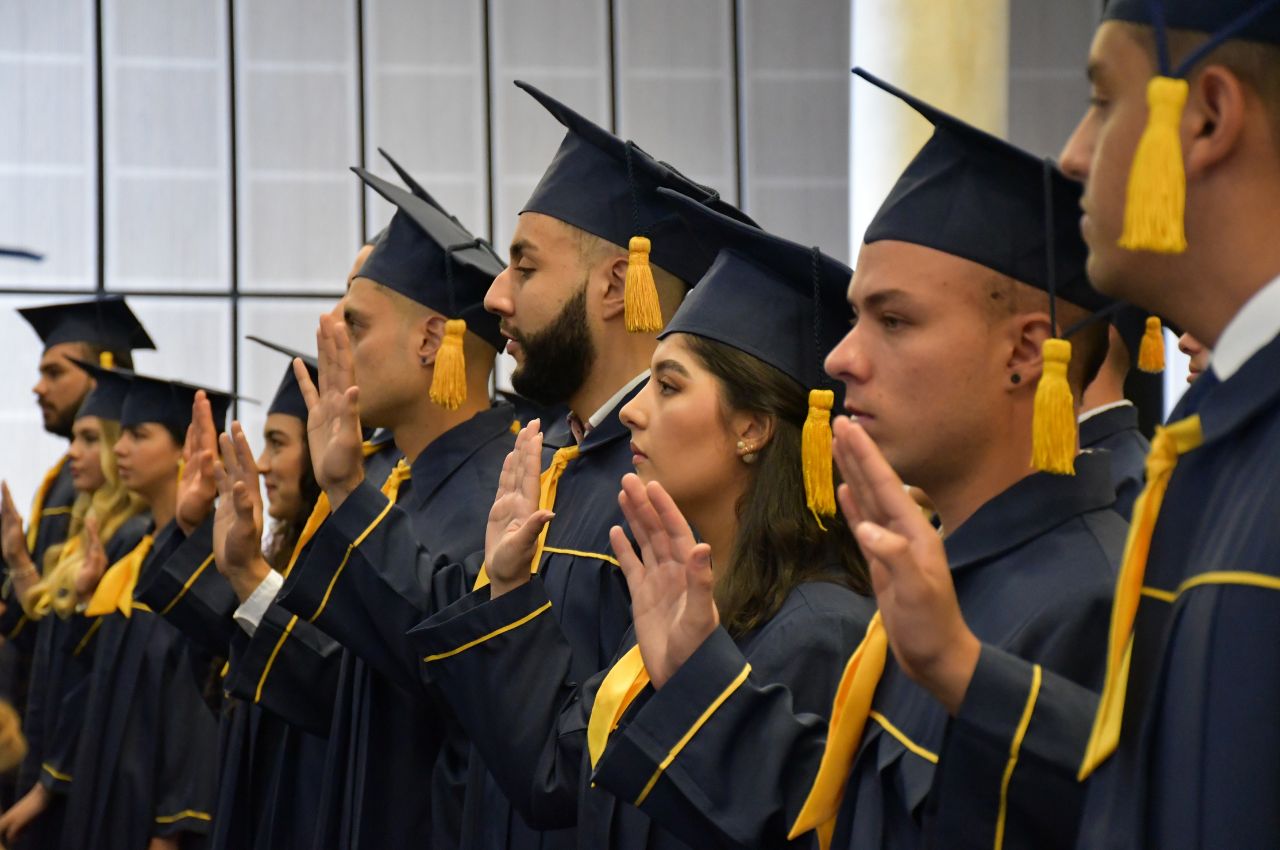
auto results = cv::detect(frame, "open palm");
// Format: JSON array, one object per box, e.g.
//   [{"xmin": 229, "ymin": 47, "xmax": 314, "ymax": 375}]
[{"xmin": 484, "ymin": 419, "xmax": 554, "ymax": 597}]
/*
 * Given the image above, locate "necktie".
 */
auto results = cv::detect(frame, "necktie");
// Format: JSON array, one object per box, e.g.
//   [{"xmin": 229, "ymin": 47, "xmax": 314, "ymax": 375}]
[
  {"xmin": 84, "ymin": 534, "xmax": 155, "ymax": 618},
  {"xmin": 1078, "ymin": 414, "xmax": 1203, "ymax": 778},
  {"xmin": 474, "ymin": 445, "xmax": 580, "ymax": 590}
]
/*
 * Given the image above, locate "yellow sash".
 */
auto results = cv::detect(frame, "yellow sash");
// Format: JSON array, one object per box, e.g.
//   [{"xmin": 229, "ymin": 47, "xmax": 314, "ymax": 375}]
[
  {"xmin": 281, "ymin": 441, "xmax": 397, "ymax": 578},
  {"xmin": 1078, "ymin": 415, "xmax": 1203, "ymax": 778},
  {"xmin": 587, "ymin": 644, "xmax": 651, "ymax": 769},
  {"xmin": 474, "ymin": 445, "xmax": 580, "ymax": 590},
  {"xmin": 84, "ymin": 534, "xmax": 155, "ymax": 618},
  {"xmin": 788, "ymin": 612, "xmax": 887, "ymax": 849},
  {"xmin": 26, "ymin": 456, "xmax": 68, "ymax": 552}
]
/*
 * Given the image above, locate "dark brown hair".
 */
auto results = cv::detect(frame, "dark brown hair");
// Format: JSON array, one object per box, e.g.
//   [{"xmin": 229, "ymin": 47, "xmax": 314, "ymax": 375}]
[
  {"xmin": 262, "ymin": 432, "xmax": 322, "ymax": 573},
  {"xmin": 684, "ymin": 335, "xmax": 869, "ymax": 636}
]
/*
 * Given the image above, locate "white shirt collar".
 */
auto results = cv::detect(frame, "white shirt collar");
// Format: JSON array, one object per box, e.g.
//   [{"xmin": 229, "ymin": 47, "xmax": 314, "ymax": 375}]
[
  {"xmin": 1078, "ymin": 399, "xmax": 1134, "ymax": 425},
  {"xmin": 587, "ymin": 371, "xmax": 650, "ymax": 432},
  {"xmin": 1211, "ymin": 273, "xmax": 1280, "ymax": 381}
]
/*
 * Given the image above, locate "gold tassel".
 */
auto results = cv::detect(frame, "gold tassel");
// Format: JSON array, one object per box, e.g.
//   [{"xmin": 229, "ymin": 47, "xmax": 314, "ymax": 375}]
[
  {"xmin": 1032, "ymin": 338, "xmax": 1077, "ymax": 475},
  {"xmin": 1137, "ymin": 316, "xmax": 1165, "ymax": 373},
  {"xmin": 802, "ymin": 389, "xmax": 837, "ymax": 526},
  {"xmin": 1118, "ymin": 76, "xmax": 1189, "ymax": 254},
  {"xmin": 429, "ymin": 319, "xmax": 468, "ymax": 410},
  {"xmin": 98, "ymin": 351, "xmax": 114, "ymax": 369},
  {"xmin": 624, "ymin": 236, "xmax": 663, "ymax": 333}
]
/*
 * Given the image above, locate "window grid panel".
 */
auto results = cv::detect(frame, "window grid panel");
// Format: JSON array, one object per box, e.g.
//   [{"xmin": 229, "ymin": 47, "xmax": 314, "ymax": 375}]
[
  {"xmin": 103, "ymin": 0, "xmax": 232, "ymax": 292},
  {"xmin": 0, "ymin": 0, "xmax": 97, "ymax": 290}
]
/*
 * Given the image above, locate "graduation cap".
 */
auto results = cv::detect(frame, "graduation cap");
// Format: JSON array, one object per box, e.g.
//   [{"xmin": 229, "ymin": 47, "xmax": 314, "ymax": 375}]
[
  {"xmin": 246, "ymin": 336, "xmax": 318, "ymax": 423},
  {"xmin": 1102, "ymin": 0, "xmax": 1280, "ymax": 253},
  {"xmin": 17, "ymin": 295, "xmax": 156, "ymax": 359},
  {"xmin": 656, "ymin": 186, "xmax": 852, "ymax": 524},
  {"xmin": 377, "ymin": 148, "xmax": 447, "ymax": 213},
  {"xmin": 120, "ymin": 373, "xmax": 233, "ymax": 442},
  {"xmin": 0, "ymin": 247, "xmax": 42, "ymax": 261},
  {"xmin": 517, "ymin": 80, "xmax": 759, "ymax": 333},
  {"xmin": 68, "ymin": 358, "xmax": 134, "ymax": 422},
  {"xmin": 856, "ymin": 67, "xmax": 1114, "ymax": 474},
  {"xmin": 353, "ymin": 166, "xmax": 504, "ymax": 411}
]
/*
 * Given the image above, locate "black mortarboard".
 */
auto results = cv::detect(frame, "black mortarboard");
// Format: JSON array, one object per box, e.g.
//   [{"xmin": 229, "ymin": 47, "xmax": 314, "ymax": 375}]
[
  {"xmin": 656, "ymin": 186, "xmax": 851, "ymax": 523},
  {"xmin": 17, "ymin": 295, "xmax": 156, "ymax": 354},
  {"xmin": 1101, "ymin": 0, "xmax": 1280, "ymax": 253},
  {"xmin": 69, "ymin": 358, "xmax": 134, "ymax": 422},
  {"xmin": 247, "ymin": 335, "xmax": 317, "ymax": 422},
  {"xmin": 354, "ymin": 168, "xmax": 504, "ymax": 351},
  {"xmin": 0, "ymin": 247, "xmax": 42, "ymax": 261},
  {"xmin": 1104, "ymin": 0, "xmax": 1280, "ymax": 45},
  {"xmin": 377, "ymin": 148, "xmax": 447, "ymax": 213},
  {"xmin": 354, "ymin": 166, "xmax": 504, "ymax": 409},
  {"xmin": 120, "ymin": 373, "xmax": 232, "ymax": 441},
  {"xmin": 856, "ymin": 68, "xmax": 1109, "ymax": 314},
  {"xmin": 518, "ymin": 80, "xmax": 759, "ymax": 331}
]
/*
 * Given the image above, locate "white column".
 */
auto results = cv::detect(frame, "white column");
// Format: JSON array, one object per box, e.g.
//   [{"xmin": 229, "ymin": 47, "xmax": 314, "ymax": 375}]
[{"xmin": 849, "ymin": 0, "xmax": 1011, "ymax": 252}]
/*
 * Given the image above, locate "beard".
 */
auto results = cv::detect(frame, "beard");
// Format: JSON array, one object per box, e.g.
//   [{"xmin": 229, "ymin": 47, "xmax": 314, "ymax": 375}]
[
  {"xmin": 509, "ymin": 282, "xmax": 596, "ymax": 407},
  {"xmin": 43, "ymin": 398, "xmax": 83, "ymax": 440}
]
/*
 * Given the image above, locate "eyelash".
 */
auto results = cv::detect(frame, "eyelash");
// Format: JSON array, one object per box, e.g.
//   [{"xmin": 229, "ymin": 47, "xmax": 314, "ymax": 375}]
[
  {"xmin": 516, "ymin": 266, "xmax": 535, "ymax": 280},
  {"xmin": 657, "ymin": 379, "xmax": 677, "ymax": 396}
]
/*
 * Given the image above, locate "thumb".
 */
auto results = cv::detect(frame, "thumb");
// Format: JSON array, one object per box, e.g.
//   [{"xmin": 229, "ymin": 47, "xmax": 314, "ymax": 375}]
[
  {"xmin": 231, "ymin": 481, "xmax": 255, "ymax": 520},
  {"xmin": 514, "ymin": 510, "xmax": 555, "ymax": 549}
]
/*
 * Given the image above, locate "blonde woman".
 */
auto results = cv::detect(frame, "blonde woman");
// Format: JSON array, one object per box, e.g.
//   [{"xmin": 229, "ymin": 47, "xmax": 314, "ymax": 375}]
[{"xmin": 0, "ymin": 362, "xmax": 148, "ymax": 850}]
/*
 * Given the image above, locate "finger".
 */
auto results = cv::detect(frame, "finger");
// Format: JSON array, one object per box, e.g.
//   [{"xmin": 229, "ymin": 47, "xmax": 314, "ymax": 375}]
[
  {"xmin": 609, "ymin": 525, "xmax": 645, "ymax": 596},
  {"xmin": 340, "ymin": 386, "xmax": 361, "ymax": 434},
  {"xmin": 843, "ymin": 419, "xmax": 934, "ymax": 539},
  {"xmin": 0, "ymin": 482, "xmax": 14, "ymax": 517},
  {"xmin": 853, "ymin": 521, "xmax": 911, "ymax": 583},
  {"xmin": 836, "ymin": 481, "xmax": 865, "ymax": 530},
  {"xmin": 218, "ymin": 432, "xmax": 239, "ymax": 483},
  {"xmin": 316, "ymin": 314, "xmax": 336, "ymax": 397},
  {"xmin": 196, "ymin": 391, "xmax": 216, "ymax": 453},
  {"xmin": 182, "ymin": 422, "xmax": 196, "ymax": 465},
  {"xmin": 621, "ymin": 476, "xmax": 672, "ymax": 565},
  {"xmin": 617, "ymin": 477, "xmax": 658, "ymax": 565},
  {"xmin": 231, "ymin": 480, "xmax": 256, "ymax": 520},
  {"xmin": 519, "ymin": 431, "xmax": 543, "ymax": 509},
  {"xmin": 331, "ymin": 318, "xmax": 356, "ymax": 389},
  {"xmin": 232, "ymin": 424, "xmax": 258, "ymax": 485},
  {"xmin": 85, "ymin": 514, "xmax": 101, "ymax": 548},
  {"xmin": 294, "ymin": 358, "xmax": 320, "ymax": 412},
  {"xmin": 645, "ymin": 481, "xmax": 697, "ymax": 554},
  {"xmin": 213, "ymin": 458, "xmax": 230, "ymax": 497},
  {"xmin": 684, "ymin": 543, "xmax": 718, "ymax": 624},
  {"xmin": 198, "ymin": 445, "xmax": 216, "ymax": 487},
  {"xmin": 832, "ymin": 417, "xmax": 882, "ymax": 524},
  {"xmin": 495, "ymin": 444, "xmax": 520, "ymax": 501}
]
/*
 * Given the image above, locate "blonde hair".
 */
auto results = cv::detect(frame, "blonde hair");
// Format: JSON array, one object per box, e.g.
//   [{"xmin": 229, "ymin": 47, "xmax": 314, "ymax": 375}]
[{"xmin": 25, "ymin": 419, "xmax": 146, "ymax": 620}]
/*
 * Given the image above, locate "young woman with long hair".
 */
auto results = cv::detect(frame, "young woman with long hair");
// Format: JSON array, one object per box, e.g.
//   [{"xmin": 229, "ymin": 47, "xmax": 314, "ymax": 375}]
[
  {"xmin": 0, "ymin": 363, "xmax": 149, "ymax": 850},
  {"xmin": 405, "ymin": 204, "xmax": 873, "ymax": 849}
]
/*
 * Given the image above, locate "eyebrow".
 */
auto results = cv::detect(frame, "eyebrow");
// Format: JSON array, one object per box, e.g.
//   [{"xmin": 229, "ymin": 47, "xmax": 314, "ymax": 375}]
[
  {"xmin": 509, "ymin": 239, "xmax": 533, "ymax": 263},
  {"xmin": 653, "ymin": 359, "xmax": 691, "ymax": 378},
  {"xmin": 859, "ymin": 288, "xmax": 917, "ymax": 311}
]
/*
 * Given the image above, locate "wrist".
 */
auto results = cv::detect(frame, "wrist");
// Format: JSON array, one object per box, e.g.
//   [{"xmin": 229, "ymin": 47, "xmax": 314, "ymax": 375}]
[
  {"xmin": 914, "ymin": 628, "xmax": 982, "ymax": 716},
  {"xmin": 488, "ymin": 572, "xmax": 531, "ymax": 600},
  {"xmin": 325, "ymin": 473, "xmax": 364, "ymax": 512},
  {"xmin": 228, "ymin": 556, "xmax": 273, "ymax": 604}
]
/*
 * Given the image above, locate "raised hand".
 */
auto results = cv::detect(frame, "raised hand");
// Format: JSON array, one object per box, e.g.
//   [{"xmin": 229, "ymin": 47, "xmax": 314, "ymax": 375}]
[
  {"xmin": 74, "ymin": 515, "xmax": 108, "ymax": 604},
  {"xmin": 0, "ymin": 482, "xmax": 34, "ymax": 575},
  {"xmin": 484, "ymin": 420, "xmax": 554, "ymax": 598},
  {"xmin": 212, "ymin": 423, "xmax": 270, "ymax": 602},
  {"xmin": 832, "ymin": 416, "xmax": 979, "ymax": 714},
  {"xmin": 296, "ymin": 311, "xmax": 364, "ymax": 509},
  {"xmin": 609, "ymin": 474, "xmax": 717, "ymax": 690},
  {"xmin": 175, "ymin": 391, "xmax": 219, "ymax": 536}
]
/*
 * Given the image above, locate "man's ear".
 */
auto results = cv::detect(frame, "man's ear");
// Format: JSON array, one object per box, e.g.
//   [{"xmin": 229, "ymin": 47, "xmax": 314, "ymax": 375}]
[
  {"xmin": 418, "ymin": 314, "xmax": 447, "ymax": 366},
  {"xmin": 1006, "ymin": 312, "xmax": 1054, "ymax": 392},
  {"xmin": 1185, "ymin": 63, "xmax": 1249, "ymax": 181},
  {"xmin": 598, "ymin": 253, "xmax": 630, "ymax": 322}
]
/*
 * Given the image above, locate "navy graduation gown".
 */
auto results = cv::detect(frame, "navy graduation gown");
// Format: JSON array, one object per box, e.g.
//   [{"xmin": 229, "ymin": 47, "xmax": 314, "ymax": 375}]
[
  {"xmin": 58, "ymin": 522, "xmax": 221, "ymax": 850},
  {"xmin": 1079, "ymin": 402, "xmax": 1149, "ymax": 520},
  {"xmin": 281, "ymin": 387, "xmax": 642, "ymax": 849},
  {"xmin": 586, "ymin": 453, "xmax": 1124, "ymax": 850},
  {"xmin": 410, "ymin": 575, "xmax": 872, "ymax": 850},
  {"xmin": 14, "ymin": 513, "xmax": 150, "ymax": 850},
  {"xmin": 226, "ymin": 405, "xmax": 515, "ymax": 850},
  {"xmin": 134, "ymin": 517, "xmax": 327, "ymax": 850},
  {"xmin": 1061, "ymin": 332, "xmax": 1280, "ymax": 848}
]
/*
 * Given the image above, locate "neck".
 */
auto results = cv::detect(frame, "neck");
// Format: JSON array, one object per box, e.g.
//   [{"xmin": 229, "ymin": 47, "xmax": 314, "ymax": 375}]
[
  {"xmin": 391, "ymin": 394, "xmax": 488, "ymax": 464},
  {"xmin": 684, "ymin": 483, "xmax": 744, "ymax": 580},
  {"xmin": 568, "ymin": 334, "xmax": 654, "ymax": 424},
  {"xmin": 1081, "ymin": 369, "xmax": 1126, "ymax": 414},
  {"xmin": 145, "ymin": 478, "xmax": 177, "ymax": 532},
  {"xmin": 925, "ymin": 421, "xmax": 1040, "ymax": 536}
]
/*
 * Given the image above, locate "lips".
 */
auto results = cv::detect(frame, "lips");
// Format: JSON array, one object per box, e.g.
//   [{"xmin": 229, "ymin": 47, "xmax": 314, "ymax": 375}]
[{"xmin": 629, "ymin": 441, "xmax": 648, "ymax": 463}]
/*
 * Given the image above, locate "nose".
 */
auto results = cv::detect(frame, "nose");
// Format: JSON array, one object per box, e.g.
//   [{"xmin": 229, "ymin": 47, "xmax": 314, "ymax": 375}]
[
  {"xmin": 255, "ymin": 448, "xmax": 270, "ymax": 475},
  {"xmin": 484, "ymin": 269, "xmax": 516, "ymax": 318},
  {"xmin": 824, "ymin": 326, "xmax": 870, "ymax": 387},
  {"xmin": 1057, "ymin": 111, "xmax": 1093, "ymax": 183},
  {"xmin": 618, "ymin": 378, "xmax": 652, "ymax": 433}
]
